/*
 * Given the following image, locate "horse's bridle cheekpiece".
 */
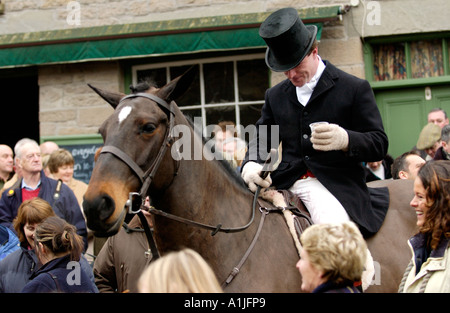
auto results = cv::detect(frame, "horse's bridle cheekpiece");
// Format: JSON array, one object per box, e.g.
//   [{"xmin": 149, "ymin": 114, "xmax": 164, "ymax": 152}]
[{"xmin": 101, "ymin": 93, "xmax": 176, "ymax": 202}]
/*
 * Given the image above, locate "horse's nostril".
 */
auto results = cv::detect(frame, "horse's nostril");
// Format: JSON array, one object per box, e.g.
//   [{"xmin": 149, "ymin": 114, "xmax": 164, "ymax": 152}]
[
  {"xmin": 98, "ymin": 196, "xmax": 115, "ymax": 222},
  {"xmin": 83, "ymin": 194, "xmax": 115, "ymax": 228}
]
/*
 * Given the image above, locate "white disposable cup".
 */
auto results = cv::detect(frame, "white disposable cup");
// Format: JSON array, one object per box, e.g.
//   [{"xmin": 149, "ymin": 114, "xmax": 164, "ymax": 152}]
[{"xmin": 309, "ymin": 121, "xmax": 329, "ymax": 133}]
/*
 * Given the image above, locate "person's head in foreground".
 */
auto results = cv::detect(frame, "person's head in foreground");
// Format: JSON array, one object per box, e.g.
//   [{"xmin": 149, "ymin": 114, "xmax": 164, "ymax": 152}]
[
  {"xmin": 13, "ymin": 198, "xmax": 55, "ymax": 248},
  {"xmin": 297, "ymin": 222, "xmax": 367, "ymax": 293},
  {"xmin": 34, "ymin": 215, "xmax": 84, "ymax": 264},
  {"xmin": 138, "ymin": 248, "xmax": 223, "ymax": 293}
]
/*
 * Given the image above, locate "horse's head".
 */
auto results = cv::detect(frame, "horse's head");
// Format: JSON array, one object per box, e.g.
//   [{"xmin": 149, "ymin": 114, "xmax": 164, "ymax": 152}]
[{"xmin": 83, "ymin": 67, "xmax": 196, "ymax": 237}]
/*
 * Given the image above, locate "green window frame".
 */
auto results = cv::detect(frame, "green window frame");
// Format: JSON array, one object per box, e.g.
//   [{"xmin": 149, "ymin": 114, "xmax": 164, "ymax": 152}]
[{"xmin": 364, "ymin": 32, "xmax": 450, "ymax": 89}]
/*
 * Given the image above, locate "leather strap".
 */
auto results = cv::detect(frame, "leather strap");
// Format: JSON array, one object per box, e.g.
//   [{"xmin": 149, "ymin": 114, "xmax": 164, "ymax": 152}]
[
  {"xmin": 101, "ymin": 146, "xmax": 145, "ymax": 183},
  {"xmin": 137, "ymin": 211, "xmax": 160, "ymax": 260},
  {"xmin": 119, "ymin": 93, "xmax": 174, "ymax": 115},
  {"xmin": 223, "ymin": 196, "xmax": 269, "ymax": 287}
]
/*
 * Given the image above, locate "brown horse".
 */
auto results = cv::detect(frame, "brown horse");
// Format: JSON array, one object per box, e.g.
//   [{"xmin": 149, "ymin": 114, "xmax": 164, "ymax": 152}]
[
  {"xmin": 365, "ymin": 178, "xmax": 417, "ymax": 292},
  {"xmin": 83, "ymin": 70, "xmax": 418, "ymax": 292}
]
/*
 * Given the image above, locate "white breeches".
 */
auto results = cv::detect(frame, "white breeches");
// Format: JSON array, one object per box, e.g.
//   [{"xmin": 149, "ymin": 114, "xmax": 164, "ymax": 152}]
[{"xmin": 288, "ymin": 177, "xmax": 350, "ymax": 224}]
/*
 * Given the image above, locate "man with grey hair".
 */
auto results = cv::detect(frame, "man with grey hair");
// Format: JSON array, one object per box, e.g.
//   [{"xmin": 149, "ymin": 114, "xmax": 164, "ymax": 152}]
[
  {"xmin": 434, "ymin": 124, "xmax": 450, "ymax": 160},
  {"xmin": 0, "ymin": 138, "xmax": 88, "ymax": 251}
]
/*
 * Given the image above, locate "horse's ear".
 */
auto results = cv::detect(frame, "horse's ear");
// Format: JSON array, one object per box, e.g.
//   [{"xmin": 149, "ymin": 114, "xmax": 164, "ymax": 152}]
[
  {"xmin": 87, "ymin": 83, "xmax": 125, "ymax": 109},
  {"xmin": 158, "ymin": 66, "xmax": 198, "ymax": 101}
]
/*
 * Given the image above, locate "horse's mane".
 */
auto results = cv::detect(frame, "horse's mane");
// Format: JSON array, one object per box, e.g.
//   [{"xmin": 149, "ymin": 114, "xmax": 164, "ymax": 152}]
[
  {"xmin": 185, "ymin": 116, "xmax": 249, "ymax": 191},
  {"xmin": 129, "ymin": 80, "xmax": 158, "ymax": 94}
]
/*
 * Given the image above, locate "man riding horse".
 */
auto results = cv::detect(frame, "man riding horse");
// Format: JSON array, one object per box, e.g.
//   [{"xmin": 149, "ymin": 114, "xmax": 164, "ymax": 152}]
[{"xmin": 241, "ymin": 8, "xmax": 390, "ymax": 289}]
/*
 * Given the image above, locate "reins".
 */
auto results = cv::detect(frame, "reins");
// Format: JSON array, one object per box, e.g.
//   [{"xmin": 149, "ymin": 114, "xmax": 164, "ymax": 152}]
[
  {"xmin": 145, "ymin": 189, "xmax": 259, "ymax": 236},
  {"xmin": 142, "ymin": 148, "xmax": 277, "ymax": 236}
]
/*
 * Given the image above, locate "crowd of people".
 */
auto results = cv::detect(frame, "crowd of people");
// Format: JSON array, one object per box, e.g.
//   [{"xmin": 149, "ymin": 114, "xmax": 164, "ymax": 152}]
[{"xmin": 0, "ymin": 7, "xmax": 449, "ymax": 294}]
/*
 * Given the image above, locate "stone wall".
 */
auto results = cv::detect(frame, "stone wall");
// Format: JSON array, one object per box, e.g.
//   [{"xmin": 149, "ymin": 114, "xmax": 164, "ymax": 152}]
[
  {"xmin": 38, "ymin": 61, "xmax": 121, "ymax": 137},
  {"xmin": 0, "ymin": 0, "xmax": 345, "ymax": 34}
]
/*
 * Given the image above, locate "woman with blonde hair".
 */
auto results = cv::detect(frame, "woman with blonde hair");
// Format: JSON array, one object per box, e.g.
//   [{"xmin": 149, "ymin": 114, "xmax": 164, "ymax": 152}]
[
  {"xmin": 296, "ymin": 221, "xmax": 367, "ymax": 293},
  {"xmin": 138, "ymin": 248, "xmax": 222, "ymax": 293}
]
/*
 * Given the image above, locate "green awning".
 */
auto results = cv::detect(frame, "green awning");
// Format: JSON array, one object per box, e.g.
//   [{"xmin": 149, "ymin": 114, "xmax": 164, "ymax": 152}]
[{"xmin": 0, "ymin": 6, "xmax": 340, "ymax": 68}]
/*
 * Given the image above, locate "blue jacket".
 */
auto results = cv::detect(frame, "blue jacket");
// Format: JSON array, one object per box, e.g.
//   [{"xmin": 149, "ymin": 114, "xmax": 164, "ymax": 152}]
[
  {"xmin": 0, "ymin": 225, "xmax": 20, "ymax": 261},
  {"xmin": 21, "ymin": 254, "xmax": 98, "ymax": 293},
  {"xmin": 0, "ymin": 171, "xmax": 87, "ymax": 250},
  {"xmin": 0, "ymin": 243, "xmax": 97, "ymax": 293}
]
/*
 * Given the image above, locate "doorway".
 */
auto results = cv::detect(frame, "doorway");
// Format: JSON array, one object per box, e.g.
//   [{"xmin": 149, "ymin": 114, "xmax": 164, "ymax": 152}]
[
  {"xmin": 375, "ymin": 84, "xmax": 450, "ymax": 158},
  {"xmin": 0, "ymin": 71, "xmax": 39, "ymax": 151}
]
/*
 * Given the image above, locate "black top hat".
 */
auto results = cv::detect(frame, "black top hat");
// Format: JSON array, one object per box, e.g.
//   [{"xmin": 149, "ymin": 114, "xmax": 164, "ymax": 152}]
[{"xmin": 259, "ymin": 8, "xmax": 318, "ymax": 72}]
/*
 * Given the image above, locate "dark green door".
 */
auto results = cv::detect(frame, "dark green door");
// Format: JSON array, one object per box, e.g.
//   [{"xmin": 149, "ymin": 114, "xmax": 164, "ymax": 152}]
[{"xmin": 375, "ymin": 84, "xmax": 450, "ymax": 158}]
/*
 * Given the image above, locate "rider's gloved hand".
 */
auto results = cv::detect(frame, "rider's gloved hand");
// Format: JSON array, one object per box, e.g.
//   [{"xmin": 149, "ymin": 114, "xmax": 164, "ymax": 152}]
[
  {"xmin": 241, "ymin": 161, "xmax": 272, "ymax": 193},
  {"xmin": 310, "ymin": 123, "xmax": 349, "ymax": 152}
]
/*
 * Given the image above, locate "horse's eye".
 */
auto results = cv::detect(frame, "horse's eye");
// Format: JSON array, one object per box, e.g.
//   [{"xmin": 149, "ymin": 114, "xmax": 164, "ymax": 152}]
[{"xmin": 141, "ymin": 123, "xmax": 156, "ymax": 134}]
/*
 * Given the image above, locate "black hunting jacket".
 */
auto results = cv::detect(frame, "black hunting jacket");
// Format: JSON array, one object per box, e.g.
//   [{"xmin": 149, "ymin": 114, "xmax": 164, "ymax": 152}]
[{"xmin": 243, "ymin": 61, "xmax": 389, "ymax": 237}]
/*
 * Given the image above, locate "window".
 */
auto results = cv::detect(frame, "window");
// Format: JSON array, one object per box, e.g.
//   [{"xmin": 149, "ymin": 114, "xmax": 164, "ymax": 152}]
[
  {"xmin": 371, "ymin": 38, "xmax": 449, "ymax": 82},
  {"xmin": 410, "ymin": 39, "xmax": 444, "ymax": 79},
  {"xmin": 132, "ymin": 54, "xmax": 269, "ymax": 136},
  {"xmin": 372, "ymin": 42, "xmax": 406, "ymax": 81}
]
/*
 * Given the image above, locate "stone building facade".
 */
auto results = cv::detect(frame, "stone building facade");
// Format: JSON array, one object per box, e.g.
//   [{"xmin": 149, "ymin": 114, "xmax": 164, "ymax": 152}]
[{"xmin": 1, "ymin": 0, "xmax": 449, "ymax": 158}]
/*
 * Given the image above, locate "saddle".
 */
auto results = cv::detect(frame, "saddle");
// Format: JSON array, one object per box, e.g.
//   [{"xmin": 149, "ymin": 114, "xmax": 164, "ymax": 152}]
[{"xmin": 258, "ymin": 188, "xmax": 313, "ymax": 256}]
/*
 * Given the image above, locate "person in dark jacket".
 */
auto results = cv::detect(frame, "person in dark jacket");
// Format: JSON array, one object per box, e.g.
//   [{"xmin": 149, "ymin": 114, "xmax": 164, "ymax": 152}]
[
  {"xmin": 21, "ymin": 215, "xmax": 97, "ymax": 293},
  {"xmin": 364, "ymin": 154, "xmax": 393, "ymax": 182},
  {"xmin": 0, "ymin": 138, "xmax": 87, "ymax": 250},
  {"xmin": 0, "ymin": 198, "xmax": 95, "ymax": 293},
  {"xmin": 241, "ymin": 8, "xmax": 389, "ymax": 237}
]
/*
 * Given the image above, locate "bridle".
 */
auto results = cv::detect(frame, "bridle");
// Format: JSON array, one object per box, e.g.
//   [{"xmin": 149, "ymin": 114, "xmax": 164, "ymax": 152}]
[
  {"xmin": 99, "ymin": 92, "xmax": 276, "ymax": 286},
  {"xmin": 98, "ymin": 93, "xmax": 177, "ymax": 261},
  {"xmin": 100, "ymin": 92, "xmax": 177, "ymax": 203}
]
